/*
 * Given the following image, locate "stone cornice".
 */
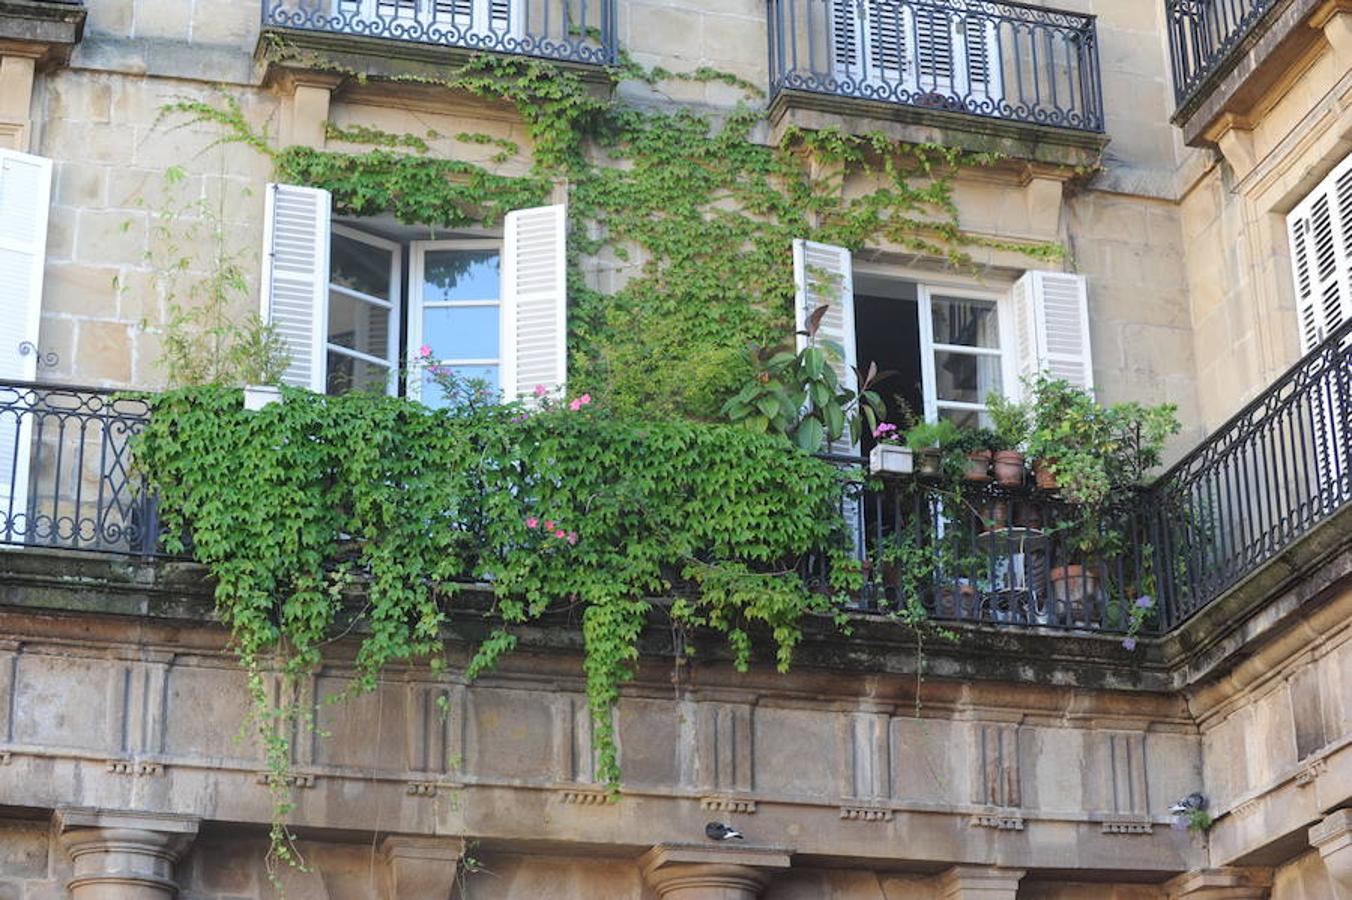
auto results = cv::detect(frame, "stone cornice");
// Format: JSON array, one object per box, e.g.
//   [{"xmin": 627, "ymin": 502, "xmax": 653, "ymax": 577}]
[{"xmin": 0, "ymin": 0, "xmax": 85, "ymax": 67}]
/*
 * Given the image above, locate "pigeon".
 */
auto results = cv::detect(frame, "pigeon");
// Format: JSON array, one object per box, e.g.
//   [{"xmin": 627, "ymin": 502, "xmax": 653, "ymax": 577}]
[
  {"xmin": 705, "ymin": 821, "xmax": 744, "ymax": 841},
  {"xmin": 1169, "ymin": 792, "xmax": 1208, "ymax": 816}
]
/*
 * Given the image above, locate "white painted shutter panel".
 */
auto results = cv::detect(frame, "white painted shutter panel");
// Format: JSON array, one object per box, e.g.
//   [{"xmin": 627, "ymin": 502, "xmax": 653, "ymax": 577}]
[
  {"xmin": 960, "ymin": 17, "xmax": 1002, "ymax": 103},
  {"xmin": 0, "ymin": 149, "xmax": 52, "ymax": 543},
  {"xmin": 1286, "ymin": 153, "xmax": 1352, "ymax": 353},
  {"xmin": 794, "ymin": 239, "xmax": 858, "ymax": 453},
  {"xmin": 261, "ymin": 183, "xmax": 331, "ymax": 393},
  {"xmin": 915, "ymin": 5, "xmax": 954, "ymax": 92},
  {"xmin": 502, "ymin": 204, "xmax": 567, "ymax": 401},
  {"xmin": 1010, "ymin": 270, "xmax": 1093, "ymax": 395}
]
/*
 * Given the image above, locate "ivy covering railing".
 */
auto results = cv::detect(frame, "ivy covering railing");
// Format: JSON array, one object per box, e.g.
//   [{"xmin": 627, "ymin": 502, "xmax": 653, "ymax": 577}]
[
  {"xmin": 2, "ymin": 320, "xmax": 1347, "ymax": 634},
  {"xmin": 260, "ymin": 0, "xmax": 618, "ymax": 68},
  {"xmin": 1166, "ymin": 0, "xmax": 1280, "ymax": 110},
  {"xmin": 768, "ymin": 0, "xmax": 1105, "ymax": 133}
]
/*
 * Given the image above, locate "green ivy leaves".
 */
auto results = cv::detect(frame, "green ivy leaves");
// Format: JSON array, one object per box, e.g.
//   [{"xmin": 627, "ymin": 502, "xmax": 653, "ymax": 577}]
[{"xmin": 135, "ymin": 387, "xmax": 856, "ymax": 788}]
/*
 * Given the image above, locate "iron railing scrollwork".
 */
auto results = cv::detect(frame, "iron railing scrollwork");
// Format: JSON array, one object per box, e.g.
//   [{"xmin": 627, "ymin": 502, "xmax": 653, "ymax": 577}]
[
  {"xmin": 261, "ymin": 0, "xmax": 618, "ymax": 67},
  {"xmin": 768, "ymin": 0, "xmax": 1105, "ymax": 134},
  {"xmin": 1166, "ymin": 0, "xmax": 1280, "ymax": 110},
  {"xmin": 0, "ymin": 383, "xmax": 160, "ymax": 556}
]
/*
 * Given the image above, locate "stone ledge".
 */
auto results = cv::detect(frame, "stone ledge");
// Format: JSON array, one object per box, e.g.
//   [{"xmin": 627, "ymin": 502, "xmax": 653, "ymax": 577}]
[
  {"xmin": 0, "ymin": 0, "xmax": 85, "ymax": 66},
  {"xmin": 768, "ymin": 89, "xmax": 1108, "ymax": 170}
]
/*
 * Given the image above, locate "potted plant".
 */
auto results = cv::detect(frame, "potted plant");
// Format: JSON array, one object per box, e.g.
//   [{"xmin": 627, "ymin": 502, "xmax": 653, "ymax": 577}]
[
  {"xmin": 868, "ymin": 422, "xmax": 914, "ymax": 475},
  {"xmin": 243, "ymin": 384, "xmax": 282, "ymax": 410},
  {"xmin": 904, "ymin": 419, "xmax": 963, "ymax": 479},
  {"xmin": 955, "ymin": 427, "xmax": 997, "ymax": 483},
  {"xmin": 986, "ymin": 392, "xmax": 1029, "ymax": 488}
]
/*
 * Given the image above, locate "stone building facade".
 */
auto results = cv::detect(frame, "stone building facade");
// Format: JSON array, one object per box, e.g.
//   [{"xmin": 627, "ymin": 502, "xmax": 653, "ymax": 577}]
[{"xmin": 0, "ymin": 0, "xmax": 1349, "ymax": 898}]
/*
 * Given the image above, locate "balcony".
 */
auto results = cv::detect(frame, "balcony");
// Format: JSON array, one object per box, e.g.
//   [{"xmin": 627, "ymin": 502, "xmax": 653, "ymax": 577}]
[
  {"xmin": 259, "ymin": 0, "xmax": 618, "ymax": 71},
  {"xmin": 1165, "ymin": 0, "xmax": 1338, "ymax": 144},
  {"xmin": 767, "ymin": 0, "xmax": 1105, "ymax": 164},
  {"xmin": 3, "ymin": 318, "xmax": 1347, "ymax": 637}
]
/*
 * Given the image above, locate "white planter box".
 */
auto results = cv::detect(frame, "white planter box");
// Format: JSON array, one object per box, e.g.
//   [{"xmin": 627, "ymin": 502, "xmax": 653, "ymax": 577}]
[
  {"xmin": 869, "ymin": 443, "xmax": 914, "ymax": 475},
  {"xmin": 243, "ymin": 384, "xmax": 282, "ymax": 411}
]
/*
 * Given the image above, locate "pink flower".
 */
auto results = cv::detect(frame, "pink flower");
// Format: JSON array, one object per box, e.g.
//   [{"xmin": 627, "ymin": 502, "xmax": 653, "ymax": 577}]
[
  {"xmin": 873, "ymin": 423, "xmax": 898, "ymax": 439},
  {"xmin": 554, "ymin": 529, "xmax": 566, "ymax": 539},
  {"xmin": 543, "ymin": 520, "xmax": 555, "ymax": 531},
  {"xmin": 566, "ymin": 531, "xmax": 578, "ymax": 545},
  {"xmin": 568, "ymin": 393, "xmax": 593, "ymax": 412},
  {"xmin": 534, "ymin": 384, "xmax": 548, "ymax": 397},
  {"xmin": 418, "ymin": 344, "xmax": 432, "ymax": 358},
  {"xmin": 525, "ymin": 517, "xmax": 539, "ymax": 529}
]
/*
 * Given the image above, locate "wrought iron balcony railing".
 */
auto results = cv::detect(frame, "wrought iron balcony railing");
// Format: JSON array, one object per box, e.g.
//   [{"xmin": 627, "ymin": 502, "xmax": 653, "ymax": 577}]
[
  {"xmin": 0, "ymin": 383, "xmax": 158, "ymax": 556},
  {"xmin": 2, "ymin": 318, "xmax": 1347, "ymax": 636},
  {"xmin": 261, "ymin": 0, "xmax": 618, "ymax": 68},
  {"xmin": 1166, "ymin": 0, "xmax": 1279, "ymax": 110},
  {"xmin": 768, "ymin": 0, "xmax": 1105, "ymax": 134}
]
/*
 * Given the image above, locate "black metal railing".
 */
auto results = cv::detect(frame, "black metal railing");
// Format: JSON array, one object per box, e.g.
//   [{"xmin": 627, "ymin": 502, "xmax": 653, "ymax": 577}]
[
  {"xmin": 261, "ymin": 0, "xmax": 618, "ymax": 67},
  {"xmin": 0, "ymin": 382, "xmax": 159, "ymax": 556},
  {"xmin": 1144, "ymin": 318, "xmax": 1351, "ymax": 628},
  {"xmin": 768, "ymin": 0, "xmax": 1104, "ymax": 133},
  {"xmin": 1166, "ymin": 0, "xmax": 1280, "ymax": 109}
]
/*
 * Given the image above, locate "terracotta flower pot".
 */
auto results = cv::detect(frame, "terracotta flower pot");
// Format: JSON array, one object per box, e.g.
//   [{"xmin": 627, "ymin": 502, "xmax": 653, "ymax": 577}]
[
  {"xmin": 1033, "ymin": 458, "xmax": 1059, "ymax": 491},
  {"xmin": 916, "ymin": 449, "xmax": 944, "ymax": 477},
  {"xmin": 1049, "ymin": 564, "xmax": 1102, "ymax": 625},
  {"xmin": 992, "ymin": 450, "xmax": 1025, "ymax": 487},
  {"xmin": 964, "ymin": 449, "xmax": 992, "ymax": 482}
]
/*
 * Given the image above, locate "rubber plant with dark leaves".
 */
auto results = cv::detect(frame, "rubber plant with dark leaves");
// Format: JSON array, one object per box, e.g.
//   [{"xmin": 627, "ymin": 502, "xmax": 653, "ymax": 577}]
[{"xmin": 133, "ymin": 382, "xmax": 860, "ymax": 807}]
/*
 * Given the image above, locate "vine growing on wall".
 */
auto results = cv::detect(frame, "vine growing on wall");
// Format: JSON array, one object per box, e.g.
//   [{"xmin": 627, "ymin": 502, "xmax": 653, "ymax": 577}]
[{"xmin": 144, "ymin": 46, "xmax": 1066, "ymax": 868}]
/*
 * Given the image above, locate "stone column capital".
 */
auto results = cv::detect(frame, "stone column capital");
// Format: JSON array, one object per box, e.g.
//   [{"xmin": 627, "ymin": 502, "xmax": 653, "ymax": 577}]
[
  {"xmin": 1310, "ymin": 809, "xmax": 1352, "ymax": 896},
  {"xmin": 936, "ymin": 865, "xmax": 1026, "ymax": 899},
  {"xmin": 380, "ymin": 836, "xmax": 466, "ymax": 899},
  {"xmin": 640, "ymin": 843, "xmax": 791, "ymax": 899},
  {"xmin": 1164, "ymin": 867, "xmax": 1274, "ymax": 899},
  {"xmin": 56, "ymin": 808, "xmax": 199, "ymax": 899}
]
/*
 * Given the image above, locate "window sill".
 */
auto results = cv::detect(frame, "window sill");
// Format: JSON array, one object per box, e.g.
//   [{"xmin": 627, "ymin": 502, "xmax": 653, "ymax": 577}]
[{"xmin": 767, "ymin": 89, "xmax": 1108, "ymax": 172}]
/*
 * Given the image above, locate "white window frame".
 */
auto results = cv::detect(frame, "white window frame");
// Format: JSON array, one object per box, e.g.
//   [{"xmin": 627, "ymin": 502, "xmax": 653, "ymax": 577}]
[
  {"xmin": 327, "ymin": 223, "xmax": 402, "ymax": 397},
  {"xmin": 407, "ymin": 238, "xmax": 504, "ymax": 404},
  {"xmin": 917, "ymin": 284, "xmax": 1012, "ymax": 426}
]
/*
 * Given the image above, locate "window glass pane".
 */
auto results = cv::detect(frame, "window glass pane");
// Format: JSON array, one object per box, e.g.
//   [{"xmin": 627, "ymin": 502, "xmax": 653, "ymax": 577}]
[
  {"xmin": 328, "ymin": 290, "xmax": 392, "ymax": 361},
  {"xmin": 423, "ymin": 249, "xmax": 500, "ymax": 302},
  {"xmin": 934, "ymin": 351, "xmax": 1002, "ymax": 404},
  {"xmin": 420, "ymin": 365, "xmax": 500, "ymax": 409},
  {"xmin": 326, "ymin": 352, "xmax": 392, "ymax": 396},
  {"xmin": 423, "ymin": 305, "xmax": 499, "ymax": 361},
  {"xmin": 931, "ymin": 296, "xmax": 999, "ymax": 348},
  {"xmin": 938, "ymin": 407, "xmax": 990, "ymax": 429},
  {"xmin": 330, "ymin": 233, "xmax": 392, "ymax": 301}
]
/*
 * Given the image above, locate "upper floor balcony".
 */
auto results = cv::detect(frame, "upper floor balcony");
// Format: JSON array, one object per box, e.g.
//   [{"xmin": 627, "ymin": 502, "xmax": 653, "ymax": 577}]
[
  {"xmin": 2, "ymin": 317, "xmax": 1346, "ymax": 641},
  {"xmin": 767, "ymin": 0, "xmax": 1105, "ymax": 163},
  {"xmin": 259, "ymin": 0, "xmax": 618, "ymax": 71}
]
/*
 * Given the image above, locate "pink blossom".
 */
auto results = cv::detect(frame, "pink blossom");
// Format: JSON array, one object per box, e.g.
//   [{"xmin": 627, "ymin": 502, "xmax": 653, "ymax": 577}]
[
  {"xmin": 534, "ymin": 384, "xmax": 548, "ymax": 397},
  {"xmin": 525, "ymin": 517, "xmax": 539, "ymax": 529},
  {"xmin": 418, "ymin": 344, "xmax": 432, "ymax": 358},
  {"xmin": 568, "ymin": 393, "xmax": 593, "ymax": 412},
  {"xmin": 543, "ymin": 520, "xmax": 555, "ymax": 531},
  {"xmin": 873, "ymin": 423, "xmax": 899, "ymax": 439},
  {"xmin": 566, "ymin": 531, "xmax": 578, "ymax": 545},
  {"xmin": 554, "ymin": 529, "xmax": 566, "ymax": 539}
]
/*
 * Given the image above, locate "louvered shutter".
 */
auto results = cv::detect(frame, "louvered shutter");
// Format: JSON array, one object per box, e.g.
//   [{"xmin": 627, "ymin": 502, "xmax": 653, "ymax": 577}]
[
  {"xmin": 1286, "ymin": 153, "xmax": 1352, "ymax": 353},
  {"xmin": 915, "ymin": 5, "xmax": 954, "ymax": 92},
  {"xmin": 831, "ymin": 0, "xmax": 863, "ymax": 79},
  {"xmin": 261, "ymin": 183, "xmax": 331, "ymax": 392},
  {"xmin": 793, "ymin": 238, "xmax": 858, "ymax": 454},
  {"xmin": 487, "ymin": 0, "xmax": 512, "ymax": 33},
  {"xmin": 501, "ymin": 204, "xmax": 567, "ymax": 401},
  {"xmin": 959, "ymin": 17, "xmax": 1002, "ymax": 103},
  {"xmin": 833, "ymin": 1, "xmax": 910, "ymax": 88},
  {"xmin": 1010, "ymin": 270, "xmax": 1093, "ymax": 395}
]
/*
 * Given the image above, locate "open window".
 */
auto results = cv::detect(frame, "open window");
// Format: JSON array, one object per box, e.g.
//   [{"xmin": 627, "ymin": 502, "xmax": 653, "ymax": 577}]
[{"xmin": 260, "ymin": 183, "xmax": 567, "ymax": 404}]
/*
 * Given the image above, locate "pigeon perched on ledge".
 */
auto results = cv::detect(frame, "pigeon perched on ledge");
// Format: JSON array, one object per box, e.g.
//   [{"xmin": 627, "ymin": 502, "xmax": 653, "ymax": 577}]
[
  {"xmin": 705, "ymin": 822, "xmax": 744, "ymax": 841},
  {"xmin": 1170, "ymin": 792, "xmax": 1208, "ymax": 816}
]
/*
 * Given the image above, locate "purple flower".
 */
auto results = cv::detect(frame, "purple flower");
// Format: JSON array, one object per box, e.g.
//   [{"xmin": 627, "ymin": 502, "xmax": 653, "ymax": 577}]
[
  {"xmin": 1121, "ymin": 637, "xmax": 1137, "ymax": 651},
  {"xmin": 873, "ymin": 423, "xmax": 899, "ymax": 439},
  {"xmin": 1135, "ymin": 595, "xmax": 1153, "ymax": 609}
]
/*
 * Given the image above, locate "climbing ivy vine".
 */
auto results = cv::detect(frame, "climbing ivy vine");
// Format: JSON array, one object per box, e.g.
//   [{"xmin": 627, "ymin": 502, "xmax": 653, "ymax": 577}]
[{"xmin": 142, "ymin": 45, "xmax": 1066, "ymax": 863}]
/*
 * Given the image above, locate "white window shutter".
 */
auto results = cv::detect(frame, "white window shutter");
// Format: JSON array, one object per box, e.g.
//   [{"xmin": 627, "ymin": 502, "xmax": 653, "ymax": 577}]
[
  {"xmin": 1010, "ymin": 270, "xmax": 1093, "ymax": 395},
  {"xmin": 502, "ymin": 204, "xmax": 567, "ymax": 401},
  {"xmin": 261, "ymin": 183, "xmax": 331, "ymax": 393},
  {"xmin": 0, "ymin": 149, "xmax": 52, "ymax": 542},
  {"xmin": 960, "ymin": 17, "xmax": 1002, "ymax": 103},
  {"xmin": 1286, "ymin": 153, "xmax": 1352, "ymax": 353},
  {"xmin": 793, "ymin": 238, "xmax": 858, "ymax": 454}
]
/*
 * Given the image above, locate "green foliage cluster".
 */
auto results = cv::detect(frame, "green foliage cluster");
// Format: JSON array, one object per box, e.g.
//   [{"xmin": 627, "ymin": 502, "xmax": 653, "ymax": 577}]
[
  {"xmin": 167, "ymin": 50, "xmax": 1061, "ymax": 422},
  {"xmin": 134, "ymin": 387, "xmax": 856, "ymax": 791}
]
